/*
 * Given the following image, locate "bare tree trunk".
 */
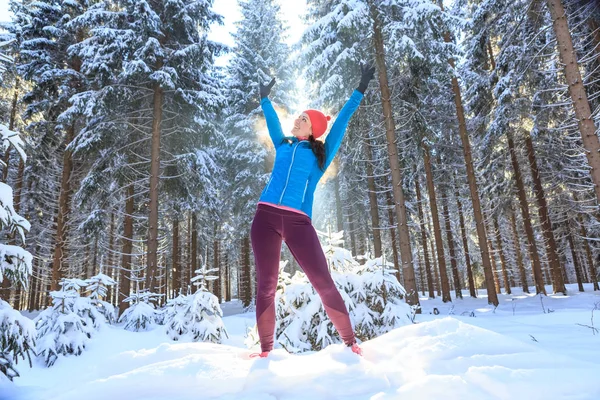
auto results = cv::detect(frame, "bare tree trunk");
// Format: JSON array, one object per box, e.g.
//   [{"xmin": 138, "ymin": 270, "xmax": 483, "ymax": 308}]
[
  {"xmin": 106, "ymin": 212, "xmax": 115, "ymax": 304},
  {"xmin": 242, "ymin": 235, "xmax": 252, "ymax": 307},
  {"xmin": 426, "ymin": 210, "xmax": 441, "ymax": 296},
  {"xmin": 524, "ymin": 133, "xmax": 566, "ymax": 293},
  {"xmin": 370, "ymin": 6, "xmax": 419, "ymax": 310},
  {"xmin": 51, "ymin": 123, "xmax": 75, "ymax": 291},
  {"xmin": 565, "ymin": 218, "xmax": 585, "ymax": 292},
  {"xmin": 493, "ymin": 216, "xmax": 511, "ymax": 295},
  {"xmin": 437, "ymin": 2, "xmax": 497, "ymax": 305},
  {"xmin": 423, "ymin": 145, "xmax": 451, "ymax": 302},
  {"xmin": 509, "ymin": 208, "xmax": 529, "ymax": 293},
  {"xmin": 417, "ymin": 246, "xmax": 425, "ymax": 295},
  {"xmin": 172, "ymin": 217, "xmax": 180, "ymax": 298},
  {"xmin": 28, "ymin": 246, "xmax": 40, "ymax": 311},
  {"xmin": 334, "ymin": 173, "xmax": 344, "ymax": 233},
  {"xmin": 119, "ymin": 184, "xmax": 134, "ymax": 317},
  {"xmin": 415, "ymin": 174, "xmax": 435, "ymax": 298},
  {"xmin": 486, "ymin": 220, "xmax": 502, "ymax": 295},
  {"xmin": 145, "ymin": 81, "xmax": 163, "ymax": 293},
  {"xmin": 364, "ymin": 132, "xmax": 382, "ymax": 258},
  {"xmin": 546, "ymin": 0, "xmax": 600, "ymax": 205},
  {"xmin": 213, "ymin": 227, "xmax": 221, "ymax": 302},
  {"xmin": 578, "ymin": 213, "xmax": 599, "ymax": 290},
  {"xmin": 356, "ymin": 211, "xmax": 366, "ymax": 259},
  {"xmin": 347, "ymin": 206, "xmax": 358, "ymax": 257},
  {"xmin": 183, "ymin": 212, "xmax": 191, "ymax": 292},
  {"xmin": 507, "ymin": 131, "xmax": 546, "ymax": 294},
  {"xmin": 191, "ymin": 213, "xmax": 198, "ymax": 290},
  {"xmin": 455, "ymin": 185, "xmax": 476, "ymax": 298},
  {"xmin": 225, "ymin": 252, "xmax": 231, "ymax": 302},
  {"xmin": 441, "ymin": 187, "xmax": 462, "ymax": 299},
  {"xmin": 385, "ymin": 186, "xmax": 401, "ymax": 283}
]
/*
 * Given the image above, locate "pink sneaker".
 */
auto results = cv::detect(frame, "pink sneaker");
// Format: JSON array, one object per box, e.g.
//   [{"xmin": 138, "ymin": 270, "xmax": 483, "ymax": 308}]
[
  {"xmin": 249, "ymin": 351, "xmax": 269, "ymax": 358},
  {"xmin": 350, "ymin": 343, "xmax": 363, "ymax": 356}
]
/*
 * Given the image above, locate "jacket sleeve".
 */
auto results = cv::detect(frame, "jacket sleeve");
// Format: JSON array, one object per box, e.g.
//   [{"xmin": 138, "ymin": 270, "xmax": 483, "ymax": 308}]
[
  {"xmin": 261, "ymin": 97, "xmax": 285, "ymax": 148},
  {"xmin": 323, "ymin": 90, "xmax": 364, "ymax": 170}
]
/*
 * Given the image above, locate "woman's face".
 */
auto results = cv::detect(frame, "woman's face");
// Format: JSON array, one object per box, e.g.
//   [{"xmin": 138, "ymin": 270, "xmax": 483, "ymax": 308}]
[{"xmin": 291, "ymin": 112, "xmax": 312, "ymax": 138}]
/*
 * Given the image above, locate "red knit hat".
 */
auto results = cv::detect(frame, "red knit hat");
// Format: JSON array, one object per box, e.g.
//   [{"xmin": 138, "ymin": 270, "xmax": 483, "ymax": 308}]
[{"xmin": 303, "ymin": 109, "xmax": 331, "ymax": 139}]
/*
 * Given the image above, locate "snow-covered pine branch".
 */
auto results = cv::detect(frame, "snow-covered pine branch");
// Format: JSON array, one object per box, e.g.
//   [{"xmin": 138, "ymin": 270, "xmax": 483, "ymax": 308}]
[{"xmin": 0, "ymin": 299, "xmax": 35, "ymax": 382}]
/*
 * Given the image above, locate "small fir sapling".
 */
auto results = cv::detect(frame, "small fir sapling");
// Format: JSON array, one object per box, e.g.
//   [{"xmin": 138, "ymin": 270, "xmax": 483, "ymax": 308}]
[{"xmin": 164, "ymin": 260, "xmax": 228, "ymax": 343}]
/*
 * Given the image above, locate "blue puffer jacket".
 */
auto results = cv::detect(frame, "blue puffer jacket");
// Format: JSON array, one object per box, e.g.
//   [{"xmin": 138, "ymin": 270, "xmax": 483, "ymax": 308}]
[{"xmin": 258, "ymin": 90, "xmax": 364, "ymax": 219}]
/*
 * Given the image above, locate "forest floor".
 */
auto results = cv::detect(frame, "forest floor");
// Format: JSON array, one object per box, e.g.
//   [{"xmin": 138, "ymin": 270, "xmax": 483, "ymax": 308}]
[{"xmin": 4, "ymin": 283, "xmax": 600, "ymax": 400}]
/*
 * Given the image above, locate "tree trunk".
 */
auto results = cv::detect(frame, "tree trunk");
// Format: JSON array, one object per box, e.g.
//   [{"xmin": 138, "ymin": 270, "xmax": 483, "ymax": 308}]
[
  {"xmin": 427, "ymin": 210, "xmax": 441, "ymax": 296},
  {"xmin": 213, "ymin": 228, "xmax": 221, "ymax": 302},
  {"xmin": 486, "ymin": 218, "xmax": 502, "ymax": 295},
  {"xmin": 423, "ymin": 145, "xmax": 451, "ymax": 302},
  {"xmin": 347, "ymin": 206, "xmax": 357, "ymax": 257},
  {"xmin": 437, "ymin": 1, "xmax": 497, "ymax": 305},
  {"xmin": 385, "ymin": 185, "xmax": 401, "ymax": 283},
  {"xmin": 191, "ymin": 213, "xmax": 198, "ymax": 291},
  {"xmin": 524, "ymin": 133, "xmax": 565, "ymax": 294},
  {"xmin": 371, "ymin": 6, "xmax": 419, "ymax": 310},
  {"xmin": 364, "ymin": 131, "xmax": 382, "ymax": 258},
  {"xmin": 578, "ymin": 213, "xmax": 599, "ymax": 290},
  {"xmin": 493, "ymin": 216, "xmax": 511, "ymax": 295},
  {"xmin": 509, "ymin": 209, "xmax": 530, "ymax": 293},
  {"xmin": 183, "ymin": 212, "xmax": 191, "ymax": 292},
  {"xmin": 118, "ymin": 184, "xmax": 134, "ymax": 317},
  {"xmin": 172, "ymin": 217, "xmax": 180, "ymax": 298},
  {"xmin": 106, "ymin": 212, "xmax": 116, "ymax": 304},
  {"xmin": 146, "ymin": 80, "xmax": 164, "ymax": 292},
  {"xmin": 334, "ymin": 173, "xmax": 344, "ymax": 233},
  {"xmin": 225, "ymin": 252, "xmax": 231, "ymax": 302},
  {"xmin": 455, "ymin": 185, "xmax": 476, "ymax": 298},
  {"xmin": 546, "ymin": 0, "xmax": 600, "ymax": 205},
  {"xmin": 415, "ymin": 174, "xmax": 435, "ymax": 298},
  {"xmin": 27, "ymin": 245, "xmax": 40, "ymax": 311},
  {"xmin": 356, "ymin": 210, "xmax": 366, "ymax": 259},
  {"xmin": 507, "ymin": 131, "xmax": 546, "ymax": 294},
  {"xmin": 51, "ymin": 123, "xmax": 75, "ymax": 291},
  {"xmin": 242, "ymin": 235, "xmax": 252, "ymax": 307},
  {"xmin": 565, "ymin": 218, "xmax": 585, "ymax": 292},
  {"xmin": 441, "ymin": 188, "xmax": 462, "ymax": 299},
  {"xmin": 417, "ymin": 246, "xmax": 425, "ymax": 295}
]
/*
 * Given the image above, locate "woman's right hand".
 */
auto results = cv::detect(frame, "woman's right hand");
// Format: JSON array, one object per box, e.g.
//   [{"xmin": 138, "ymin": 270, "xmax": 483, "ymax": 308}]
[{"xmin": 259, "ymin": 78, "xmax": 276, "ymax": 99}]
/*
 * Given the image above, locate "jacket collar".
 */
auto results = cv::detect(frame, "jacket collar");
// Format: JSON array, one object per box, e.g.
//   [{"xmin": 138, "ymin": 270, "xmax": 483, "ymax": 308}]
[{"xmin": 290, "ymin": 136, "xmax": 310, "ymax": 143}]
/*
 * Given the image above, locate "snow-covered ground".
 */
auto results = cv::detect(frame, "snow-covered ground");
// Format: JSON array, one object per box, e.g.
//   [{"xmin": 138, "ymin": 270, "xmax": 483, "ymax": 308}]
[{"xmin": 3, "ymin": 283, "xmax": 600, "ymax": 400}]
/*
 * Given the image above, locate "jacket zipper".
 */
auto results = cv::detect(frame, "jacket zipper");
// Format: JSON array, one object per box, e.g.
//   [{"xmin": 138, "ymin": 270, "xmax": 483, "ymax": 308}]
[
  {"xmin": 278, "ymin": 142, "xmax": 300, "ymax": 205},
  {"xmin": 301, "ymin": 180, "xmax": 309, "ymax": 203}
]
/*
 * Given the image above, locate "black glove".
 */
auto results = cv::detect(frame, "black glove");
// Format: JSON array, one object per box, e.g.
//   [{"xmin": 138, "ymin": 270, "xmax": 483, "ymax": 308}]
[
  {"xmin": 357, "ymin": 63, "xmax": 376, "ymax": 94},
  {"xmin": 259, "ymin": 78, "xmax": 276, "ymax": 99}
]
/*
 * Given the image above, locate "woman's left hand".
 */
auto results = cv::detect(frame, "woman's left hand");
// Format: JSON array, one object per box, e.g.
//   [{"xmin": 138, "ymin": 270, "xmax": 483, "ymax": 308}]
[
  {"xmin": 358, "ymin": 63, "xmax": 376, "ymax": 93},
  {"xmin": 259, "ymin": 78, "xmax": 276, "ymax": 99}
]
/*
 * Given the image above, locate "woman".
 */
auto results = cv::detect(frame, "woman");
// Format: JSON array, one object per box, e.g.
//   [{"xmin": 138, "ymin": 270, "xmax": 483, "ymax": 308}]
[{"xmin": 250, "ymin": 64, "xmax": 376, "ymax": 358}]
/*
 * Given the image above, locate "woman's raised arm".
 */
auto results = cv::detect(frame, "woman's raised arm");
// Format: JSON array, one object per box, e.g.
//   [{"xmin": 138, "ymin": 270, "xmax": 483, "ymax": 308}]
[
  {"xmin": 323, "ymin": 64, "xmax": 376, "ymax": 170},
  {"xmin": 259, "ymin": 78, "xmax": 285, "ymax": 147}
]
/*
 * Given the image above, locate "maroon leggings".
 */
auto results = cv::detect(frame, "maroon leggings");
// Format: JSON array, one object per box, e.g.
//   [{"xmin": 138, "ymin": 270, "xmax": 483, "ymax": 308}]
[{"xmin": 250, "ymin": 203, "xmax": 356, "ymax": 352}]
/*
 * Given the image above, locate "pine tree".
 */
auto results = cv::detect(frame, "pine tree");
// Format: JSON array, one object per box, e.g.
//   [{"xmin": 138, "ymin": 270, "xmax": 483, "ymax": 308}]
[
  {"xmin": 0, "ymin": 38, "xmax": 35, "ymax": 382},
  {"xmin": 68, "ymin": 0, "xmax": 226, "ymax": 302}
]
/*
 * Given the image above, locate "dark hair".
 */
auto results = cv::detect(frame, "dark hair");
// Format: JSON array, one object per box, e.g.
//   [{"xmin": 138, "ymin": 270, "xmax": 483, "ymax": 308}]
[
  {"xmin": 280, "ymin": 136, "xmax": 326, "ymax": 171},
  {"xmin": 309, "ymin": 135, "xmax": 326, "ymax": 171}
]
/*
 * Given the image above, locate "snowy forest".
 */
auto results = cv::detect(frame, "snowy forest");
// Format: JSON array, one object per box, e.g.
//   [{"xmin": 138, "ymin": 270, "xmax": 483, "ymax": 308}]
[{"xmin": 0, "ymin": 0, "xmax": 599, "ymax": 397}]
